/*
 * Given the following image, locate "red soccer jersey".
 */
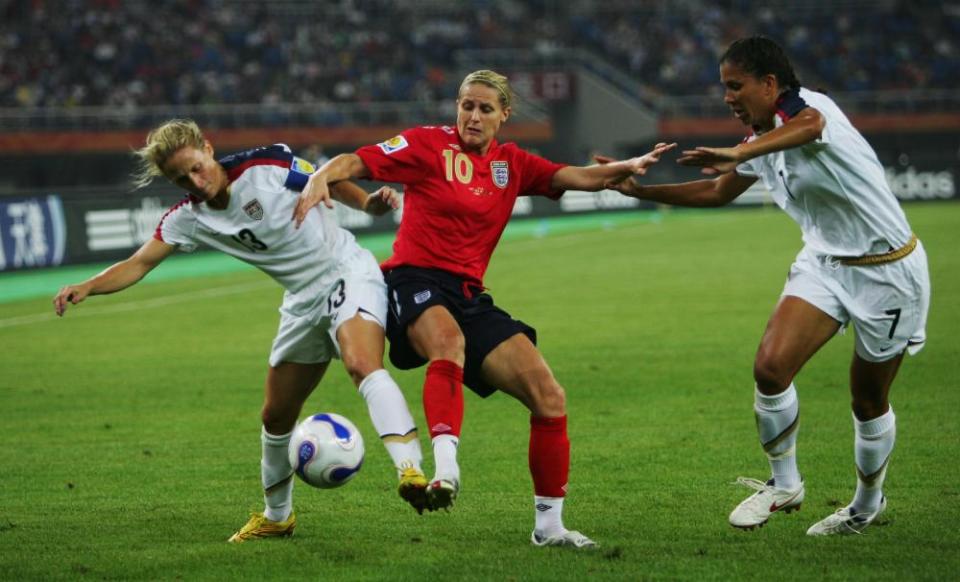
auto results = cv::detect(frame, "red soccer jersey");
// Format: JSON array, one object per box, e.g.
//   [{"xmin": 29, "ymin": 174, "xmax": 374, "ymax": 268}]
[{"xmin": 356, "ymin": 125, "xmax": 566, "ymax": 285}]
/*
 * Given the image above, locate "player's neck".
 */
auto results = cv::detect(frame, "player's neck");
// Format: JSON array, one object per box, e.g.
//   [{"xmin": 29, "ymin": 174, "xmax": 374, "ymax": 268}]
[{"xmin": 207, "ymin": 185, "xmax": 231, "ymax": 210}]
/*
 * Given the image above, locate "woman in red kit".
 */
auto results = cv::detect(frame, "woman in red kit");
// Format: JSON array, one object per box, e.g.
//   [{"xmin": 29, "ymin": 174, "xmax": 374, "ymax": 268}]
[{"xmin": 294, "ymin": 69, "xmax": 674, "ymax": 548}]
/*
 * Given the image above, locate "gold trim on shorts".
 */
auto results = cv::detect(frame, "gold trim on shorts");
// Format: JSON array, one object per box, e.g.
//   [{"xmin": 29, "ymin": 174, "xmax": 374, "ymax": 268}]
[{"xmin": 838, "ymin": 233, "xmax": 918, "ymax": 266}]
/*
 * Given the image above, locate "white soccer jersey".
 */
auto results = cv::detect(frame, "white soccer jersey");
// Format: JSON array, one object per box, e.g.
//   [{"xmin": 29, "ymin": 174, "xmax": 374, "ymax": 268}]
[
  {"xmin": 735, "ymin": 88, "xmax": 912, "ymax": 257},
  {"xmin": 155, "ymin": 144, "xmax": 359, "ymax": 316}
]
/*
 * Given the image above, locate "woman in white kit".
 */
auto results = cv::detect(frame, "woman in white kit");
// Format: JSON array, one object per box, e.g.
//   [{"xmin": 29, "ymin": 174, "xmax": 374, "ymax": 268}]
[
  {"xmin": 610, "ymin": 36, "xmax": 930, "ymax": 535},
  {"xmin": 53, "ymin": 119, "xmax": 432, "ymax": 542}
]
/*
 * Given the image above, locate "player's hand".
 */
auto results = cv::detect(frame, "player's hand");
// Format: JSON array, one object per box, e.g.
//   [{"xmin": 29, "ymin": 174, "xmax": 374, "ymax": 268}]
[
  {"xmin": 364, "ymin": 186, "xmax": 402, "ymax": 216},
  {"xmin": 677, "ymin": 146, "xmax": 741, "ymax": 175},
  {"xmin": 591, "ymin": 153, "xmax": 642, "ymax": 195},
  {"xmin": 53, "ymin": 283, "xmax": 91, "ymax": 317},
  {"xmin": 293, "ymin": 173, "xmax": 335, "ymax": 228},
  {"xmin": 626, "ymin": 142, "xmax": 677, "ymax": 175}
]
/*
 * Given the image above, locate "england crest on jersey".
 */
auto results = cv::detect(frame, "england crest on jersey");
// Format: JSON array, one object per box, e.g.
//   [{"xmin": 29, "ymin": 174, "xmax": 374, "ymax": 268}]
[
  {"xmin": 491, "ymin": 161, "xmax": 509, "ymax": 188},
  {"xmin": 243, "ymin": 199, "xmax": 264, "ymax": 221}
]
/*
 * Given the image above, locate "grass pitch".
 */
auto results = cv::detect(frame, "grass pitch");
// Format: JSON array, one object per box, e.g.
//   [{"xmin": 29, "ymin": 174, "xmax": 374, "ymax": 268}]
[{"xmin": 1, "ymin": 202, "xmax": 957, "ymax": 581}]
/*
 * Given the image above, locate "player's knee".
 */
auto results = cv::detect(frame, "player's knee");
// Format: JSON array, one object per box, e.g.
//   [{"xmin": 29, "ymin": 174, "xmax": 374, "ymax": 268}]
[
  {"xmin": 261, "ymin": 403, "xmax": 293, "ymax": 434},
  {"xmin": 753, "ymin": 353, "xmax": 791, "ymax": 394},
  {"xmin": 851, "ymin": 398, "xmax": 887, "ymax": 421},
  {"xmin": 424, "ymin": 326, "xmax": 466, "ymax": 362},
  {"xmin": 340, "ymin": 350, "xmax": 381, "ymax": 387},
  {"xmin": 526, "ymin": 371, "xmax": 566, "ymax": 416}
]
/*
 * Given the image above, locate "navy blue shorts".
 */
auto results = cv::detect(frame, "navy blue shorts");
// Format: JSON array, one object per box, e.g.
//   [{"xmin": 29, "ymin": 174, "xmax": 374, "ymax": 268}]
[{"xmin": 384, "ymin": 266, "xmax": 537, "ymax": 398}]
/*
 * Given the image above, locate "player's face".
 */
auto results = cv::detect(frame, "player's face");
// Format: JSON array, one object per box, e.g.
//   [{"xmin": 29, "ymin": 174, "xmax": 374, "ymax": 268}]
[
  {"xmin": 162, "ymin": 142, "xmax": 227, "ymax": 202},
  {"xmin": 720, "ymin": 61, "xmax": 779, "ymax": 131},
  {"xmin": 456, "ymin": 83, "xmax": 510, "ymax": 154}
]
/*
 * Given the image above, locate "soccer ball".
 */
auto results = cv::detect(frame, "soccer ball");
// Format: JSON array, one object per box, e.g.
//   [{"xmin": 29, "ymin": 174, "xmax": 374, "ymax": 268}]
[{"xmin": 288, "ymin": 413, "xmax": 365, "ymax": 489}]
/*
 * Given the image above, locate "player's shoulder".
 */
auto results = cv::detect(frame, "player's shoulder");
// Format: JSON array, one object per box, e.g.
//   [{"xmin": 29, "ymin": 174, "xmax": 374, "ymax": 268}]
[
  {"xmin": 220, "ymin": 144, "xmax": 294, "ymax": 183},
  {"xmin": 414, "ymin": 125, "xmax": 457, "ymax": 137},
  {"xmin": 407, "ymin": 125, "xmax": 459, "ymax": 146},
  {"xmin": 798, "ymin": 88, "xmax": 844, "ymax": 119},
  {"xmin": 372, "ymin": 126, "xmax": 453, "ymax": 155},
  {"xmin": 157, "ymin": 195, "xmax": 199, "ymax": 229}
]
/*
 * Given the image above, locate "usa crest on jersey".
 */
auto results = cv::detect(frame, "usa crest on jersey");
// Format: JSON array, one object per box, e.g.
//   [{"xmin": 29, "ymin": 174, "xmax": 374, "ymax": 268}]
[
  {"xmin": 243, "ymin": 199, "xmax": 264, "ymax": 220},
  {"xmin": 491, "ymin": 161, "xmax": 509, "ymax": 188}
]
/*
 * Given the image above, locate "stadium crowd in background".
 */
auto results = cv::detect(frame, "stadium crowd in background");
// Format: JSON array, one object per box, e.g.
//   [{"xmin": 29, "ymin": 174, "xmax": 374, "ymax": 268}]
[{"xmin": 1, "ymin": 0, "xmax": 956, "ymax": 111}]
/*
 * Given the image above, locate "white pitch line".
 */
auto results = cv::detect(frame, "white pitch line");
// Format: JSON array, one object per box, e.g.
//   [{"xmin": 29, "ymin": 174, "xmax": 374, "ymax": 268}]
[{"xmin": 0, "ymin": 280, "xmax": 276, "ymax": 329}]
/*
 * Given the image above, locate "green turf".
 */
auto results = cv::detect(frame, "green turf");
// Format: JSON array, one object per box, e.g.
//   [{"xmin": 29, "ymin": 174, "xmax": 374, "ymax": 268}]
[{"xmin": 1, "ymin": 202, "xmax": 957, "ymax": 581}]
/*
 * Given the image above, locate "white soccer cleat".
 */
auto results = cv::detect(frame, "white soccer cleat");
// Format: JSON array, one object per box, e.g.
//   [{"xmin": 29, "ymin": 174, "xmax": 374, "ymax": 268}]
[
  {"xmin": 806, "ymin": 497, "xmax": 886, "ymax": 536},
  {"xmin": 530, "ymin": 529, "xmax": 597, "ymax": 549},
  {"xmin": 427, "ymin": 477, "xmax": 460, "ymax": 511},
  {"xmin": 729, "ymin": 477, "xmax": 805, "ymax": 530}
]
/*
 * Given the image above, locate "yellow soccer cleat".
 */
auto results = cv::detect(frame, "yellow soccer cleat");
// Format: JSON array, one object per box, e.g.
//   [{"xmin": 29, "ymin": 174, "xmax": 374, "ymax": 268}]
[
  {"xmin": 227, "ymin": 512, "xmax": 296, "ymax": 543},
  {"xmin": 398, "ymin": 466, "xmax": 430, "ymax": 514}
]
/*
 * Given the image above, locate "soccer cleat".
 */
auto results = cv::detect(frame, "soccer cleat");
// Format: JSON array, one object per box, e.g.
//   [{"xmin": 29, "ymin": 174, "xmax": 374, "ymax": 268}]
[
  {"xmin": 531, "ymin": 529, "xmax": 597, "ymax": 549},
  {"xmin": 729, "ymin": 477, "xmax": 805, "ymax": 530},
  {"xmin": 426, "ymin": 478, "xmax": 459, "ymax": 511},
  {"xmin": 806, "ymin": 496, "xmax": 887, "ymax": 536},
  {"xmin": 398, "ymin": 466, "xmax": 430, "ymax": 514},
  {"xmin": 227, "ymin": 512, "xmax": 296, "ymax": 543}
]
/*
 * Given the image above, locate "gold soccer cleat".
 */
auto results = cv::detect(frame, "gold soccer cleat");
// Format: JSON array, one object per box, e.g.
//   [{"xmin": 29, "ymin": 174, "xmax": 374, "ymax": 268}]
[
  {"xmin": 227, "ymin": 512, "xmax": 296, "ymax": 543},
  {"xmin": 398, "ymin": 466, "xmax": 430, "ymax": 514}
]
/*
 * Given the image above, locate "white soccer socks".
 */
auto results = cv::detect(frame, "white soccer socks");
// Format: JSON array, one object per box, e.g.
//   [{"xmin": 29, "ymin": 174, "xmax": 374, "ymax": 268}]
[
  {"xmin": 359, "ymin": 369, "xmax": 424, "ymax": 475},
  {"xmin": 534, "ymin": 496, "xmax": 566, "ymax": 538},
  {"xmin": 754, "ymin": 384, "xmax": 801, "ymax": 490},
  {"xmin": 852, "ymin": 408, "xmax": 896, "ymax": 513},
  {"xmin": 261, "ymin": 427, "xmax": 294, "ymax": 522},
  {"xmin": 431, "ymin": 434, "xmax": 461, "ymax": 484}
]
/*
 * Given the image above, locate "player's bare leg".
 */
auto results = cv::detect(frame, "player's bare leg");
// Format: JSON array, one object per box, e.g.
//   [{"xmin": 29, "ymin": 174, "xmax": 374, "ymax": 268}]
[
  {"xmin": 230, "ymin": 362, "xmax": 326, "ymax": 543},
  {"xmin": 482, "ymin": 334, "xmax": 595, "ymax": 549},
  {"xmin": 731, "ymin": 297, "xmax": 839, "ymax": 529},
  {"xmin": 407, "ymin": 306, "xmax": 467, "ymax": 511},
  {"xmin": 807, "ymin": 351, "xmax": 903, "ymax": 535},
  {"xmin": 337, "ymin": 313, "xmax": 428, "ymax": 513}
]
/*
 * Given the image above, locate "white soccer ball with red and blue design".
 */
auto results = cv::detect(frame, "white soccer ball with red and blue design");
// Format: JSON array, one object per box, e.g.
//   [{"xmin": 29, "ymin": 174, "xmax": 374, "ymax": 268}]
[{"xmin": 288, "ymin": 413, "xmax": 364, "ymax": 489}]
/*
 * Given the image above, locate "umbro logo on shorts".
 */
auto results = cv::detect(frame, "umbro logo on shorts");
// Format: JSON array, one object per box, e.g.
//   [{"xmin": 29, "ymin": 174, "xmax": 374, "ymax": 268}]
[{"xmin": 414, "ymin": 290, "xmax": 432, "ymax": 304}]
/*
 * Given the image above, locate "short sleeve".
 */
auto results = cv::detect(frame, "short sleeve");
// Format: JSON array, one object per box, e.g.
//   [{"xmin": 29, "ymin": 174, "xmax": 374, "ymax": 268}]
[
  {"xmin": 355, "ymin": 128, "xmax": 430, "ymax": 184},
  {"xmin": 153, "ymin": 198, "xmax": 198, "ymax": 252},
  {"xmin": 514, "ymin": 147, "xmax": 566, "ymax": 200},
  {"xmin": 735, "ymin": 157, "xmax": 761, "ymax": 178},
  {"xmin": 283, "ymin": 156, "xmax": 317, "ymax": 192}
]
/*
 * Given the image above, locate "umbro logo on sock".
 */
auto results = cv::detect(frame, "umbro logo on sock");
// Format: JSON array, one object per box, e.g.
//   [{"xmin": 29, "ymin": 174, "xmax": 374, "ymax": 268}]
[
  {"xmin": 535, "ymin": 503, "xmax": 553, "ymax": 512},
  {"xmin": 431, "ymin": 423, "xmax": 452, "ymax": 434}
]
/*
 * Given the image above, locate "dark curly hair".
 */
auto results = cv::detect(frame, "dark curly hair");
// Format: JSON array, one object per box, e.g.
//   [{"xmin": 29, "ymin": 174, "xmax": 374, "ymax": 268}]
[{"xmin": 720, "ymin": 36, "xmax": 801, "ymax": 90}]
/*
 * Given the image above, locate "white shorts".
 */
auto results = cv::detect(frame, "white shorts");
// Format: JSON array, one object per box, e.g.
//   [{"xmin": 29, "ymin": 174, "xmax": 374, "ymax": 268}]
[
  {"xmin": 268, "ymin": 248, "xmax": 387, "ymax": 367},
  {"xmin": 782, "ymin": 241, "xmax": 930, "ymax": 362}
]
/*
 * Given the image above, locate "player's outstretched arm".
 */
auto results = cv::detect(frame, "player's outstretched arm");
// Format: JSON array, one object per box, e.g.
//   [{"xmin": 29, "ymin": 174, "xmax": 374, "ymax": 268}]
[
  {"xmin": 294, "ymin": 154, "xmax": 371, "ymax": 227},
  {"xmin": 679, "ymin": 108, "xmax": 825, "ymax": 175},
  {"xmin": 617, "ymin": 171, "xmax": 758, "ymax": 208},
  {"xmin": 53, "ymin": 238, "xmax": 175, "ymax": 317},
  {"xmin": 551, "ymin": 142, "xmax": 677, "ymax": 191}
]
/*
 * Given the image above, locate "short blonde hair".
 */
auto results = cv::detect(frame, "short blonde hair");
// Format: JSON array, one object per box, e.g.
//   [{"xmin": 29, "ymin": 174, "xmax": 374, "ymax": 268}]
[
  {"xmin": 459, "ymin": 69, "xmax": 513, "ymax": 110},
  {"xmin": 132, "ymin": 119, "xmax": 206, "ymax": 189}
]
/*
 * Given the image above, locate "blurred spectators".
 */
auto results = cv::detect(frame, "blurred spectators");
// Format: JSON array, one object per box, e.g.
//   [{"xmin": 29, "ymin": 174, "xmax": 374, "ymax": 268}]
[{"xmin": 0, "ymin": 0, "xmax": 956, "ymax": 111}]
